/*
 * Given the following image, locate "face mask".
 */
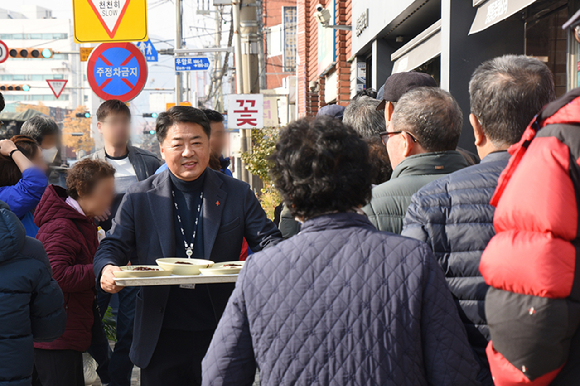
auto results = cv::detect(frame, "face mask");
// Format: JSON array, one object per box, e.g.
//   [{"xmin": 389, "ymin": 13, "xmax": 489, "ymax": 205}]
[{"xmin": 42, "ymin": 147, "xmax": 58, "ymax": 163}]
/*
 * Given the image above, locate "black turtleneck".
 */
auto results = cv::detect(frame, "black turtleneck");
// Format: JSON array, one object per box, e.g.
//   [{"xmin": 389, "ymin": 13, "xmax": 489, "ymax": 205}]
[
  {"xmin": 165, "ymin": 169, "xmax": 217, "ymax": 331},
  {"xmin": 169, "ymin": 170, "xmax": 206, "ymax": 259}
]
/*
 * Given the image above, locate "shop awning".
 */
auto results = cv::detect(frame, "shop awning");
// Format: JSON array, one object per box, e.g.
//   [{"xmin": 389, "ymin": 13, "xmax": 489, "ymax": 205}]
[
  {"xmin": 391, "ymin": 20, "xmax": 441, "ymax": 74},
  {"xmin": 469, "ymin": 0, "xmax": 537, "ymax": 34}
]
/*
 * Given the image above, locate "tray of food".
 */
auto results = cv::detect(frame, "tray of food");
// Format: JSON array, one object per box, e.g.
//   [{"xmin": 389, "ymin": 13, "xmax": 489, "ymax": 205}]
[
  {"xmin": 113, "ymin": 265, "xmax": 172, "ymax": 278},
  {"xmin": 114, "ymin": 274, "xmax": 238, "ymax": 287},
  {"xmin": 200, "ymin": 261, "xmax": 245, "ymax": 275},
  {"xmin": 113, "ymin": 258, "xmax": 241, "ymax": 287}
]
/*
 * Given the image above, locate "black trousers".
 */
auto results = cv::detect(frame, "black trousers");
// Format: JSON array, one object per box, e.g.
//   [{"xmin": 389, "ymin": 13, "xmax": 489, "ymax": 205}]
[
  {"xmin": 141, "ymin": 328, "xmax": 215, "ymax": 386},
  {"xmin": 32, "ymin": 349, "xmax": 84, "ymax": 386}
]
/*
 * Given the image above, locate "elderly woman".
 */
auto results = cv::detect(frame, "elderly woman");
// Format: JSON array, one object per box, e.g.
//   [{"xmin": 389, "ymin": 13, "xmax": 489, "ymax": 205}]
[
  {"xmin": 202, "ymin": 116, "xmax": 480, "ymax": 386},
  {"xmin": 0, "ymin": 136, "xmax": 48, "ymax": 236},
  {"xmin": 33, "ymin": 159, "xmax": 116, "ymax": 386}
]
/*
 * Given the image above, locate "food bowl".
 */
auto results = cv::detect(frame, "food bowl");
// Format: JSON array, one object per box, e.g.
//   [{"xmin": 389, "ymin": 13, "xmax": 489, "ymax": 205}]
[
  {"xmin": 113, "ymin": 266, "xmax": 171, "ymax": 278},
  {"xmin": 156, "ymin": 258, "xmax": 214, "ymax": 276},
  {"xmin": 199, "ymin": 261, "xmax": 245, "ymax": 276}
]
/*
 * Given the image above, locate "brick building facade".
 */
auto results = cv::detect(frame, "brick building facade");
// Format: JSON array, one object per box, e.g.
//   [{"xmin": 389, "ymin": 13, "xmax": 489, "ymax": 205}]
[
  {"xmin": 262, "ymin": 0, "xmax": 297, "ymax": 90},
  {"xmin": 297, "ymin": 0, "xmax": 352, "ymax": 117}
]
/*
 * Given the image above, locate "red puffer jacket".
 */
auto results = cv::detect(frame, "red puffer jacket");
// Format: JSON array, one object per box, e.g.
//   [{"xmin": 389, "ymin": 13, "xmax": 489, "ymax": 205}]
[
  {"xmin": 480, "ymin": 88, "xmax": 580, "ymax": 385},
  {"xmin": 34, "ymin": 185, "xmax": 98, "ymax": 352}
]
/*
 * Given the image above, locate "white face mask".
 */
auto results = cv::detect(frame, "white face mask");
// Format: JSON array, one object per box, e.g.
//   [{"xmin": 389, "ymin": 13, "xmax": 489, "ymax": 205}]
[{"xmin": 42, "ymin": 147, "xmax": 58, "ymax": 163}]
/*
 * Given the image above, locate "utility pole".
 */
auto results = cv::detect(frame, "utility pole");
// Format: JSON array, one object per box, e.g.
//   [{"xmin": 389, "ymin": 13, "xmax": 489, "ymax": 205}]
[
  {"xmin": 256, "ymin": 0, "xmax": 267, "ymax": 90},
  {"xmin": 214, "ymin": 6, "xmax": 224, "ymax": 111},
  {"xmin": 175, "ymin": 0, "xmax": 183, "ymax": 105},
  {"xmin": 240, "ymin": 0, "xmax": 259, "ymax": 94},
  {"xmin": 240, "ymin": 0, "xmax": 261, "ymax": 189},
  {"xmin": 232, "ymin": 0, "xmax": 250, "ymax": 183},
  {"xmin": 232, "ymin": 1, "xmax": 243, "ymax": 95}
]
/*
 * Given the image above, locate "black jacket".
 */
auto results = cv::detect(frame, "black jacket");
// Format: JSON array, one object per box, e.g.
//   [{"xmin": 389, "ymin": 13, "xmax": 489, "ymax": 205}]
[
  {"xmin": 0, "ymin": 201, "xmax": 66, "ymax": 386},
  {"xmin": 93, "ymin": 168, "xmax": 282, "ymax": 368},
  {"xmin": 402, "ymin": 150, "xmax": 511, "ymax": 385},
  {"xmin": 87, "ymin": 145, "xmax": 162, "ymax": 182}
]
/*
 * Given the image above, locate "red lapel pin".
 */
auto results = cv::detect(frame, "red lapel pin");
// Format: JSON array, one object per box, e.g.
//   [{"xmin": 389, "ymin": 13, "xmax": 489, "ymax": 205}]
[{"xmin": 216, "ymin": 201, "xmax": 220, "ymax": 206}]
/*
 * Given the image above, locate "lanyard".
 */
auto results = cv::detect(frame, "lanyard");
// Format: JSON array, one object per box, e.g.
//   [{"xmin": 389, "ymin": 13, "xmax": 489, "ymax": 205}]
[{"xmin": 171, "ymin": 190, "xmax": 203, "ymax": 258}]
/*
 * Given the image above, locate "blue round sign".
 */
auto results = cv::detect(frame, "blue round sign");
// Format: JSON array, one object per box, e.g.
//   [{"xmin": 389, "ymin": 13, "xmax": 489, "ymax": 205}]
[{"xmin": 87, "ymin": 43, "xmax": 147, "ymax": 102}]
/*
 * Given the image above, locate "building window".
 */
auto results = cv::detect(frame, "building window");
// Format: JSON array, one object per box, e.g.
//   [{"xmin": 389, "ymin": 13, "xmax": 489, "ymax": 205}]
[
  {"xmin": 0, "ymin": 74, "xmax": 67, "ymax": 81},
  {"xmin": 266, "ymin": 25, "xmax": 283, "ymax": 58},
  {"xmin": 526, "ymin": 3, "xmax": 568, "ymax": 96},
  {"xmin": 3, "ymin": 94, "xmax": 69, "ymax": 102},
  {"xmin": 0, "ymin": 33, "xmax": 68, "ymax": 40}
]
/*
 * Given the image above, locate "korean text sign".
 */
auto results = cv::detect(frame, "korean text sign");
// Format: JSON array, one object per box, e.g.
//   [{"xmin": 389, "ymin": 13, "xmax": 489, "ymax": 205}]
[{"xmin": 227, "ymin": 94, "xmax": 264, "ymax": 129}]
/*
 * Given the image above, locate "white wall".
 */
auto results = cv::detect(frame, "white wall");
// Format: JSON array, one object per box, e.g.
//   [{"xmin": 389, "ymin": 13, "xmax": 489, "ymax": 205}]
[{"xmin": 351, "ymin": 0, "xmax": 416, "ymax": 54}]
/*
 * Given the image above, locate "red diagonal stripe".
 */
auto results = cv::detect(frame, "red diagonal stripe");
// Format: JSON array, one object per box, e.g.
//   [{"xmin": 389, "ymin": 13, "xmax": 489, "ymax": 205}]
[
  {"xmin": 99, "ymin": 54, "xmax": 112, "ymax": 66},
  {"xmin": 99, "ymin": 78, "xmax": 112, "ymax": 90},
  {"xmin": 121, "ymin": 78, "xmax": 134, "ymax": 88},
  {"xmin": 121, "ymin": 54, "xmax": 135, "ymax": 66}
]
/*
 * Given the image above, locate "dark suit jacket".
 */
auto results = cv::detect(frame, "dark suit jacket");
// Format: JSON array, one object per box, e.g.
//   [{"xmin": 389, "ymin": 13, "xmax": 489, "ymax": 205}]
[{"xmin": 93, "ymin": 168, "xmax": 282, "ymax": 368}]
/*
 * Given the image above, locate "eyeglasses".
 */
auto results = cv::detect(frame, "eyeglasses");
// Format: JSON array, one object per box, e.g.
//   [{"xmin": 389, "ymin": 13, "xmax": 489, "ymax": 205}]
[{"xmin": 379, "ymin": 130, "xmax": 419, "ymax": 146}]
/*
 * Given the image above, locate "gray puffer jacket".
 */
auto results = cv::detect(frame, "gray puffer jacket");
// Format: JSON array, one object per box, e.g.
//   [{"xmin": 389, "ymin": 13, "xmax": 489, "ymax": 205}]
[
  {"xmin": 202, "ymin": 212, "xmax": 480, "ymax": 386},
  {"xmin": 363, "ymin": 151, "xmax": 469, "ymax": 234}
]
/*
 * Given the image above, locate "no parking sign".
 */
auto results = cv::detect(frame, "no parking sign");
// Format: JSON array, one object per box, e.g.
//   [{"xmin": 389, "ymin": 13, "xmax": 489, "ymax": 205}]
[{"xmin": 87, "ymin": 43, "xmax": 147, "ymax": 102}]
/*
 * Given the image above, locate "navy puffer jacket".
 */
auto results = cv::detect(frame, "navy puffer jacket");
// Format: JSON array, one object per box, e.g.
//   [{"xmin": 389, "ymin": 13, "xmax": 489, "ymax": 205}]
[
  {"xmin": 203, "ymin": 213, "xmax": 480, "ymax": 386},
  {"xmin": 402, "ymin": 150, "xmax": 511, "ymax": 385},
  {"xmin": 0, "ymin": 201, "xmax": 66, "ymax": 386}
]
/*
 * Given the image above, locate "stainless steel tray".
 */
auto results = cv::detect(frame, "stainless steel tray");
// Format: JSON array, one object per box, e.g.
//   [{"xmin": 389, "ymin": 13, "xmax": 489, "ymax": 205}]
[{"xmin": 114, "ymin": 274, "xmax": 238, "ymax": 287}]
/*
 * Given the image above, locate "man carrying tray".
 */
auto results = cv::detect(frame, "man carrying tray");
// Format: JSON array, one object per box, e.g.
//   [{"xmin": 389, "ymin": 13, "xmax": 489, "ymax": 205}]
[{"xmin": 93, "ymin": 106, "xmax": 282, "ymax": 386}]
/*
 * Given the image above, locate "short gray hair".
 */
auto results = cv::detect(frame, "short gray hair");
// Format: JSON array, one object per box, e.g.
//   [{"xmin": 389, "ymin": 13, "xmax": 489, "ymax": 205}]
[
  {"xmin": 392, "ymin": 87, "xmax": 463, "ymax": 152},
  {"xmin": 20, "ymin": 116, "xmax": 59, "ymax": 145},
  {"xmin": 470, "ymin": 55, "xmax": 555, "ymax": 147},
  {"xmin": 343, "ymin": 96, "xmax": 386, "ymax": 139}
]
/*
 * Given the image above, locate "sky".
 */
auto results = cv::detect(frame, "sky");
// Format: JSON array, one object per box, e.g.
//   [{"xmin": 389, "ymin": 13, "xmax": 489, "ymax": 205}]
[{"xmin": 0, "ymin": 0, "xmax": 230, "ymax": 133}]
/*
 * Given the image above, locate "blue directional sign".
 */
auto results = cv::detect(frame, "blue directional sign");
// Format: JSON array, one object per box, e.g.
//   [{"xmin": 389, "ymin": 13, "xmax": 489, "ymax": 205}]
[
  {"xmin": 136, "ymin": 39, "xmax": 158, "ymax": 62},
  {"xmin": 175, "ymin": 57, "xmax": 210, "ymax": 72},
  {"xmin": 87, "ymin": 43, "xmax": 148, "ymax": 102}
]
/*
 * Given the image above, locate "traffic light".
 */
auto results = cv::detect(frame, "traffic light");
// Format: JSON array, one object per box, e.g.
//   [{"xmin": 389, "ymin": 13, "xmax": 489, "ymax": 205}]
[
  {"xmin": 142, "ymin": 113, "xmax": 159, "ymax": 118},
  {"xmin": 0, "ymin": 84, "xmax": 30, "ymax": 91},
  {"xmin": 75, "ymin": 112, "xmax": 91, "ymax": 118},
  {"xmin": 9, "ymin": 48, "xmax": 53, "ymax": 59},
  {"xmin": 142, "ymin": 130, "xmax": 156, "ymax": 135}
]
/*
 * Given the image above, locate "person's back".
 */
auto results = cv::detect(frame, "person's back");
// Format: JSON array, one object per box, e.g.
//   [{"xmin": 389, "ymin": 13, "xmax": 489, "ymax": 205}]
[
  {"xmin": 363, "ymin": 87, "xmax": 469, "ymax": 234},
  {"xmin": 0, "ymin": 200, "xmax": 66, "ymax": 386},
  {"xmin": 402, "ymin": 55, "xmax": 557, "ymax": 385},
  {"xmin": 202, "ymin": 116, "xmax": 479, "ymax": 386},
  {"xmin": 366, "ymin": 151, "xmax": 469, "ymax": 234},
  {"xmin": 206, "ymin": 213, "xmax": 479, "ymax": 385}
]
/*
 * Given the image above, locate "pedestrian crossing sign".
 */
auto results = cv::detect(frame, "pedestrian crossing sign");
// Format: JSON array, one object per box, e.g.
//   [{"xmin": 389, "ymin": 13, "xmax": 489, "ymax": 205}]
[{"xmin": 73, "ymin": 0, "xmax": 148, "ymax": 44}]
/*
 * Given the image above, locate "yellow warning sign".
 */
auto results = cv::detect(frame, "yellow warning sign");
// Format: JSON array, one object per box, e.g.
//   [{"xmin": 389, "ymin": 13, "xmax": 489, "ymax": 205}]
[
  {"xmin": 73, "ymin": 0, "xmax": 148, "ymax": 44},
  {"xmin": 80, "ymin": 47, "xmax": 94, "ymax": 62},
  {"xmin": 166, "ymin": 102, "xmax": 193, "ymax": 110}
]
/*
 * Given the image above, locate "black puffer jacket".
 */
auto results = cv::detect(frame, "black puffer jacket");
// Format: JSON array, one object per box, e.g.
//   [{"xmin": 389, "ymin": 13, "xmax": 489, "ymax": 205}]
[
  {"xmin": 0, "ymin": 200, "xmax": 66, "ymax": 386},
  {"xmin": 402, "ymin": 150, "xmax": 511, "ymax": 386}
]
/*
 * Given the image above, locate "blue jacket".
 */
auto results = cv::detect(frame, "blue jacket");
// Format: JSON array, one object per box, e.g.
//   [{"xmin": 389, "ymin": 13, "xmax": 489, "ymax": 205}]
[
  {"xmin": 202, "ymin": 213, "xmax": 480, "ymax": 386},
  {"xmin": 0, "ymin": 201, "xmax": 66, "ymax": 386},
  {"xmin": 0, "ymin": 168, "xmax": 47, "ymax": 237},
  {"xmin": 402, "ymin": 151, "xmax": 511, "ymax": 385},
  {"xmin": 93, "ymin": 168, "xmax": 281, "ymax": 368}
]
